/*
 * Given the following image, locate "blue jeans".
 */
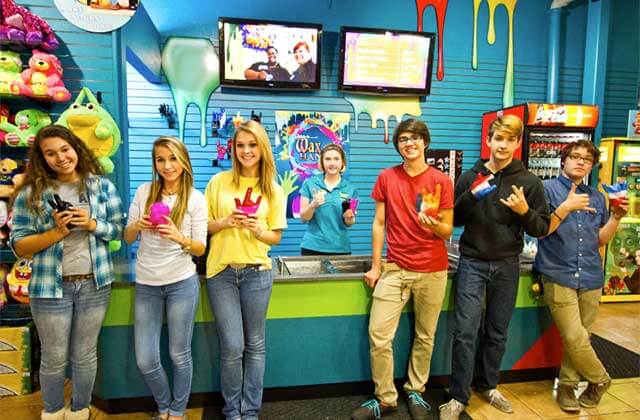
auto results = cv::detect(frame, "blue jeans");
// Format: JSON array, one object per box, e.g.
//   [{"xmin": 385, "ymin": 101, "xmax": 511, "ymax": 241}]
[
  {"xmin": 450, "ymin": 255, "xmax": 519, "ymax": 404},
  {"xmin": 206, "ymin": 267, "xmax": 273, "ymax": 420},
  {"xmin": 30, "ymin": 280, "xmax": 111, "ymax": 413},
  {"xmin": 135, "ymin": 274, "xmax": 200, "ymax": 417}
]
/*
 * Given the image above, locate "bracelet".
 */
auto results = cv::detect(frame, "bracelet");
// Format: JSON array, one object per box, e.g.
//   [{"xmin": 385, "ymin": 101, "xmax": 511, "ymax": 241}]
[
  {"xmin": 254, "ymin": 227, "xmax": 263, "ymax": 240},
  {"xmin": 181, "ymin": 235, "xmax": 192, "ymax": 252},
  {"xmin": 552, "ymin": 209, "xmax": 564, "ymax": 221}
]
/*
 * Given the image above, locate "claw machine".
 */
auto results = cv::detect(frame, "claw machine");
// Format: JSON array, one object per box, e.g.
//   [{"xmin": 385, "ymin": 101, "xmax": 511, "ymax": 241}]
[
  {"xmin": 599, "ymin": 137, "xmax": 640, "ymax": 302},
  {"xmin": 481, "ymin": 103, "xmax": 599, "ymax": 179}
]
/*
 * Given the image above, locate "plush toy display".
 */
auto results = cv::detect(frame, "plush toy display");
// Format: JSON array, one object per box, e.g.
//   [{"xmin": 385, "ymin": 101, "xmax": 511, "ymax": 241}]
[
  {"xmin": 16, "ymin": 49, "xmax": 71, "ymax": 101},
  {"xmin": 56, "ymin": 87, "xmax": 122, "ymax": 173},
  {"xmin": 0, "ymin": 104, "xmax": 10, "ymax": 144},
  {"xmin": 0, "ymin": 108, "xmax": 51, "ymax": 147},
  {"xmin": 0, "ymin": 49, "xmax": 22, "ymax": 96},
  {"xmin": 0, "ymin": 200, "xmax": 9, "ymax": 247},
  {"xmin": 0, "ymin": 264, "xmax": 8, "ymax": 310},
  {"xmin": 149, "ymin": 202, "xmax": 171, "ymax": 226},
  {"xmin": 0, "ymin": 158, "xmax": 24, "ymax": 198},
  {"xmin": 0, "ymin": 0, "xmax": 59, "ymax": 51},
  {"xmin": 6, "ymin": 256, "xmax": 31, "ymax": 304}
]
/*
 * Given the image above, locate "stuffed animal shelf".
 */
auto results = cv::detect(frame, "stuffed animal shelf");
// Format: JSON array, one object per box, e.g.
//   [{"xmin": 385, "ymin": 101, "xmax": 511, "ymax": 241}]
[
  {"xmin": 0, "ymin": 108, "xmax": 51, "ymax": 147},
  {"xmin": 0, "ymin": 0, "xmax": 59, "ymax": 51},
  {"xmin": 56, "ymin": 87, "xmax": 122, "ymax": 173},
  {"xmin": 0, "ymin": 158, "xmax": 26, "ymax": 198},
  {"xmin": 15, "ymin": 50, "xmax": 71, "ymax": 102},
  {"xmin": 0, "ymin": 49, "xmax": 23, "ymax": 96}
]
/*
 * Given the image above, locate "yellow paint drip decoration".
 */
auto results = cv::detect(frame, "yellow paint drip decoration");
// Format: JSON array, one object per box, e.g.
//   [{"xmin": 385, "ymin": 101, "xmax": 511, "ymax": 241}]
[
  {"xmin": 473, "ymin": 0, "xmax": 518, "ymax": 107},
  {"xmin": 344, "ymin": 95, "xmax": 421, "ymax": 144}
]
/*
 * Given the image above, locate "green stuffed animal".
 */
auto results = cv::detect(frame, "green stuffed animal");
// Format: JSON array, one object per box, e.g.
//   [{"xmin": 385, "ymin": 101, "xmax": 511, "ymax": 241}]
[
  {"xmin": 0, "ymin": 50, "xmax": 22, "ymax": 96},
  {"xmin": 0, "ymin": 109, "xmax": 51, "ymax": 147},
  {"xmin": 56, "ymin": 87, "xmax": 121, "ymax": 173}
]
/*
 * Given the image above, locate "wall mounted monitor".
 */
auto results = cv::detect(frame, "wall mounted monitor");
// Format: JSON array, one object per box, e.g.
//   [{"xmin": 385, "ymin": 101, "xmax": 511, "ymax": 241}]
[
  {"xmin": 338, "ymin": 26, "xmax": 435, "ymax": 96},
  {"xmin": 219, "ymin": 17, "xmax": 322, "ymax": 91}
]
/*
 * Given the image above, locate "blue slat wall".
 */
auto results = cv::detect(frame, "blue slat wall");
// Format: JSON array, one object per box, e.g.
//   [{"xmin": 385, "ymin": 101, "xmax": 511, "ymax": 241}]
[{"xmin": 125, "ymin": 39, "xmax": 584, "ymax": 256}]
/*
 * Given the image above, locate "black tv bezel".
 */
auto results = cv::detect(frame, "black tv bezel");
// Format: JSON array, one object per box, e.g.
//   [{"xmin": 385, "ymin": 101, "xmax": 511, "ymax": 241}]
[
  {"xmin": 338, "ymin": 26, "xmax": 436, "ymax": 96},
  {"xmin": 218, "ymin": 17, "xmax": 323, "ymax": 91}
]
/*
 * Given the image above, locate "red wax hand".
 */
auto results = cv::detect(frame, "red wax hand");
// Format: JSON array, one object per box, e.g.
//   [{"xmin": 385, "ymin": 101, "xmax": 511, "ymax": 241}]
[{"xmin": 234, "ymin": 187, "xmax": 262, "ymax": 215}]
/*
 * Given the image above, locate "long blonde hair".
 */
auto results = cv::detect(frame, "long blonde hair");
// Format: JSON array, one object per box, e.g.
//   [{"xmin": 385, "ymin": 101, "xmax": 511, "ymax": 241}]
[
  {"xmin": 231, "ymin": 120, "xmax": 276, "ymax": 200},
  {"xmin": 144, "ymin": 137, "xmax": 194, "ymax": 228}
]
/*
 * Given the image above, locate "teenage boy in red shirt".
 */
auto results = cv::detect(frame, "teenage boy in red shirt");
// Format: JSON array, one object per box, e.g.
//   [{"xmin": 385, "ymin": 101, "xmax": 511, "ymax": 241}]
[{"xmin": 351, "ymin": 118, "xmax": 454, "ymax": 420}]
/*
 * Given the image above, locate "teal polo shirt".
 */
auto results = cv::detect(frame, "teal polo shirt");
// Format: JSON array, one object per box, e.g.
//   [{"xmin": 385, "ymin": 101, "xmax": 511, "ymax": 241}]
[{"xmin": 300, "ymin": 174, "xmax": 358, "ymax": 254}]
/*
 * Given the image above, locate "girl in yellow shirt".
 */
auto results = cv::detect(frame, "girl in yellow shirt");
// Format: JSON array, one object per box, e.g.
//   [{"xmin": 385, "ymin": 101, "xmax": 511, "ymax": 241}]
[{"xmin": 204, "ymin": 120, "xmax": 287, "ymax": 420}]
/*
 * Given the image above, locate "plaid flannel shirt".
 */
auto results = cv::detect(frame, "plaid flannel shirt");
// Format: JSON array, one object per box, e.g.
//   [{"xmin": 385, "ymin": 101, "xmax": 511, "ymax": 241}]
[{"xmin": 10, "ymin": 176, "xmax": 124, "ymax": 299}]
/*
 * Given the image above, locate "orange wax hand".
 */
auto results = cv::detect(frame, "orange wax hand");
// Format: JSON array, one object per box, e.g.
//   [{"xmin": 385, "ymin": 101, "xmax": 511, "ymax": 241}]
[{"xmin": 417, "ymin": 184, "xmax": 441, "ymax": 219}]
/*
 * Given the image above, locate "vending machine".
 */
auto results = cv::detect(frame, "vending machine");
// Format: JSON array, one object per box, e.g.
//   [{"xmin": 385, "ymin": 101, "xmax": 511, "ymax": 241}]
[
  {"xmin": 481, "ymin": 103, "xmax": 599, "ymax": 180},
  {"xmin": 599, "ymin": 137, "xmax": 640, "ymax": 302}
]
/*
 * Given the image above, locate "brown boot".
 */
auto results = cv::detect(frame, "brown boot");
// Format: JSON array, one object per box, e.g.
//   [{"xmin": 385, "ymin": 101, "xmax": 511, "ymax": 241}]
[
  {"xmin": 578, "ymin": 380, "xmax": 611, "ymax": 408},
  {"xmin": 557, "ymin": 385, "xmax": 579, "ymax": 412}
]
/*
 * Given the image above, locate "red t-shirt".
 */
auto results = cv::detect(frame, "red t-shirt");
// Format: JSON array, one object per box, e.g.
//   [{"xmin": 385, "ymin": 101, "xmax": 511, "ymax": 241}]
[{"xmin": 371, "ymin": 165, "xmax": 454, "ymax": 272}]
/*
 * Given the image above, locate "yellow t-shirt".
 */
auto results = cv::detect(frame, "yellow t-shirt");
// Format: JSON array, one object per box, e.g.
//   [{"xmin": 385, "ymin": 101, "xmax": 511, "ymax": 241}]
[{"xmin": 204, "ymin": 171, "xmax": 288, "ymax": 278}]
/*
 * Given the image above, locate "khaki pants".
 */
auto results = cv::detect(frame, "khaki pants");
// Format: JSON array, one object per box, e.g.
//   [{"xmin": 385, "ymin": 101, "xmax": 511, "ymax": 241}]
[
  {"xmin": 368, "ymin": 263, "xmax": 448, "ymax": 405},
  {"xmin": 543, "ymin": 278, "xmax": 610, "ymax": 387}
]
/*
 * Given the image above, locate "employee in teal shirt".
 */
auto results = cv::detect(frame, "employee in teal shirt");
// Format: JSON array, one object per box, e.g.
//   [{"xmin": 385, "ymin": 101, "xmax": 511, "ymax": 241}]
[{"xmin": 299, "ymin": 144, "xmax": 358, "ymax": 255}]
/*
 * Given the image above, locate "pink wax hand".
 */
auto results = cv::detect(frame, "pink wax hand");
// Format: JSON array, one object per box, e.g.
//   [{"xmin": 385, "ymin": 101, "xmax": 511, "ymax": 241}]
[
  {"xmin": 149, "ymin": 202, "xmax": 171, "ymax": 226},
  {"xmin": 349, "ymin": 198, "xmax": 359, "ymax": 214},
  {"xmin": 234, "ymin": 187, "xmax": 262, "ymax": 215}
]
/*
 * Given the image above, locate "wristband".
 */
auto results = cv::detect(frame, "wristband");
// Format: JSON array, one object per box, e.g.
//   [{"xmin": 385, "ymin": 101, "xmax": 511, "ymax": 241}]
[
  {"xmin": 553, "ymin": 209, "xmax": 564, "ymax": 221},
  {"xmin": 181, "ymin": 235, "xmax": 192, "ymax": 252},
  {"xmin": 254, "ymin": 227, "xmax": 263, "ymax": 240}
]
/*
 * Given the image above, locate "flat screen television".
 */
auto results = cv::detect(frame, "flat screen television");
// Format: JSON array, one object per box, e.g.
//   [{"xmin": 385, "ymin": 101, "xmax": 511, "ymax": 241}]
[
  {"xmin": 219, "ymin": 17, "xmax": 322, "ymax": 90},
  {"xmin": 338, "ymin": 26, "xmax": 435, "ymax": 96}
]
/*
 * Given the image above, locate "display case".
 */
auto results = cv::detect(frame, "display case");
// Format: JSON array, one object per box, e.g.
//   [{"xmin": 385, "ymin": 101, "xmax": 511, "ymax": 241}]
[{"xmin": 599, "ymin": 137, "xmax": 640, "ymax": 302}]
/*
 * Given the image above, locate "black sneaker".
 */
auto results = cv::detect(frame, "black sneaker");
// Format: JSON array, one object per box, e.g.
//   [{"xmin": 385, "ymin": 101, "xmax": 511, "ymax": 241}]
[
  {"xmin": 351, "ymin": 398, "xmax": 396, "ymax": 420},
  {"xmin": 405, "ymin": 391, "xmax": 431, "ymax": 420}
]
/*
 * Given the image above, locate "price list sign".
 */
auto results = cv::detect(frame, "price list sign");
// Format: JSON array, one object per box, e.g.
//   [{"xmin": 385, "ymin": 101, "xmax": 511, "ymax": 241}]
[{"xmin": 343, "ymin": 32, "xmax": 431, "ymax": 89}]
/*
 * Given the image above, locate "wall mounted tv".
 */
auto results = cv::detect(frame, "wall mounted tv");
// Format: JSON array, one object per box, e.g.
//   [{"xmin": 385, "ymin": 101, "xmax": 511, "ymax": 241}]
[
  {"xmin": 338, "ymin": 26, "xmax": 435, "ymax": 96},
  {"xmin": 219, "ymin": 17, "xmax": 322, "ymax": 91}
]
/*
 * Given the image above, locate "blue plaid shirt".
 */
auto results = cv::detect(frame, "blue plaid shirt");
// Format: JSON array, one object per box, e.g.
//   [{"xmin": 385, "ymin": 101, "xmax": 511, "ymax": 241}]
[
  {"xmin": 533, "ymin": 175, "xmax": 608, "ymax": 290},
  {"xmin": 10, "ymin": 176, "xmax": 124, "ymax": 298}
]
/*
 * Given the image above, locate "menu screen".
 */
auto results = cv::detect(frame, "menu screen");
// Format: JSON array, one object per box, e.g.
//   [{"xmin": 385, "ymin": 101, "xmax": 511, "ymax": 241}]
[{"xmin": 340, "ymin": 29, "xmax": 435, "ymax": 95}]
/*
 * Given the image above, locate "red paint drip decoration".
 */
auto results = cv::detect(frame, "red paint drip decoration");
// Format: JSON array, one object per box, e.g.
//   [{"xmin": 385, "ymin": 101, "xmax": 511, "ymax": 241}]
[{"xmin": 415, "ymin": 0, "xmax": 449, "ymax": 81}]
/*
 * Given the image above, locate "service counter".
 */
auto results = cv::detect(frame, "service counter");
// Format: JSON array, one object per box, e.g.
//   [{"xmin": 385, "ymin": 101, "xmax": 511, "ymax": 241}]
[{"xmin": 92, "ymin": 249, "xmax": 562, "ymax": 412}]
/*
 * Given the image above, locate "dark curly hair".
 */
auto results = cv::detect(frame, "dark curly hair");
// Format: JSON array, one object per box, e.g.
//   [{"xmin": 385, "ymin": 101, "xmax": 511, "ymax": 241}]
[
  {"xmin": 560, "ymin": 140, "xmax": 600, "ymax": 166},
  {"xmin": 16, "ymin": 125, "xmax": 104, "ymax": 214}
]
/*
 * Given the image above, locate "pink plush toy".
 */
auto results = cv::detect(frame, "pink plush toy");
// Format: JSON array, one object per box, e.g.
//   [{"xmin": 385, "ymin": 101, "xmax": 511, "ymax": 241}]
[
  {"xmin": 149, "ymin": 202, "xmax": 171, "ymax": 226},
  {"xmin": 18, "ymin": 50, "xmax": 71, "ymax": 102},
  {"xmin": 235, "ymin": 187, "xmax": 262, "ymax": 215},
  {"xmin": 0, "ymin": 0, "xmax": 59, "ymax": 51}
]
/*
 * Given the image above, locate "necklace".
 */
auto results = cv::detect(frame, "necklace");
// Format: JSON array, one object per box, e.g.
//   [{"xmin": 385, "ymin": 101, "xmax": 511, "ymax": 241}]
[{"xmin": 162, "ymin": 189, "xmax": 177, "ymax": 196}]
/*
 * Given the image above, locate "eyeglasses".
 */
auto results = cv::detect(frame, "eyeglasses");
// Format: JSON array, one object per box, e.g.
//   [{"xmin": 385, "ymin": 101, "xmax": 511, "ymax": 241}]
[
  {"xmin": 397, "ymin": 135, "xmax": 423, "ymax": 145},
  {"xmin": 567, "ymin": 153, "xmax": 594, "ymax": 165}
]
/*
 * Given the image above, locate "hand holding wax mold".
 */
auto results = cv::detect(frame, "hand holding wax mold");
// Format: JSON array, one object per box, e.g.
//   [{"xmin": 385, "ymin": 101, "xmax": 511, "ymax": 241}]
[
  {"xmin": 416, "ymin": 184, "xmax": 441, "ymax": 225},
  {"xmin": 602, "ymin": 181, "xmax": 628, "ymax": 208},
  {"xmin": 470, "ymin": 173, "xmax": 496, "ymax": 200},
  {"xmin": 149, "ymin": 202, "xmax": 171, "ymax": 226},
  {"xmin": 234, "ymin": 187, "xmax": 263, "ymax": 215}
]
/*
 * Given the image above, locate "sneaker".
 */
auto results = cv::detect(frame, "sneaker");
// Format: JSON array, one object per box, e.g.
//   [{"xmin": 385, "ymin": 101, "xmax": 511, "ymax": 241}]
[
  {"xmin": 578, "ymin": 380, "xmax": 611, "ymax": 408},
  {"xmin": 480, "ymin": 389, "xmax": 514, "ymax": 413},
  {"xmin": 351, "ymin": 398, "xmax": 396, "ymax": 420},
  {"xmin": 439, "ymin": 399, "xmax": 465, "ymax": 420},
  {"xmin": 405, "ymin": 391, "xmax": 431, "ymax": 420},
  {"xmin": 556, "ymin": 385, "xmax": 580, "ymax": 412}
]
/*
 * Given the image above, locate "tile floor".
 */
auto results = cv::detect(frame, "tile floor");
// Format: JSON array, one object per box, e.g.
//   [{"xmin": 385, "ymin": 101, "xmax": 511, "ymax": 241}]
[{"xmin": 1, "ymin": 303, "xmax": 638, "ymax": 419}]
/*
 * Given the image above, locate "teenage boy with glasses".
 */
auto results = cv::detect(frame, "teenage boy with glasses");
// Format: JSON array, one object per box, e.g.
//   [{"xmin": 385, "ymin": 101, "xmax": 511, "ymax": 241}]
[
  {"xmin": 440, "ymin": 115, "xmax": 550, "ymax": 419},
  {"xmin": 534, "ymin": 140, "xmax": 628, "ymax": 412},
  {"xmin": 351, "ymin": 118, "xmax": 454, "ymax": 420}
]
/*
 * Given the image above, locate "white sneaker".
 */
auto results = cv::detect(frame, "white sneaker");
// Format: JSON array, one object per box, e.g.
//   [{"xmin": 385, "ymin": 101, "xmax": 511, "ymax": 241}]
[
  {"xmin": 439, "ymin": 398, "xmax": 465, "ymax": 420},
  {"xmin": 481, "ymin": 389, "xmax": 513, "ymax": 413}
]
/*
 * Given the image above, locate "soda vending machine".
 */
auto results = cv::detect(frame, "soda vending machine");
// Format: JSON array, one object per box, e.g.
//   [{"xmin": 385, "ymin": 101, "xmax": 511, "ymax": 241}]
[
  {"xmin": 481, "ymin": 103, "xmax": 599, "ymax": 179},
  {"xmin": 599, "ymin": 137, "xmax": 640, "ymax": 302}
]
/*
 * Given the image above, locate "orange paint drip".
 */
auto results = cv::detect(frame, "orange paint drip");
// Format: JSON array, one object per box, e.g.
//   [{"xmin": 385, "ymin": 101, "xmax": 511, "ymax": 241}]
[{"xmin": 415, "ymin": 0, "xmax": 449, "ymax": 81}]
